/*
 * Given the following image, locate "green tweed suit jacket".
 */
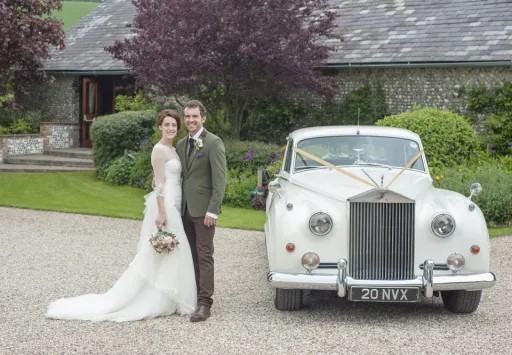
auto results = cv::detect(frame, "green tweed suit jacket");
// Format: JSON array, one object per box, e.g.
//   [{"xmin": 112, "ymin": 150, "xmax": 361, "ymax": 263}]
[{"xmin": 176, "ymin": 129, "xmax": 227, "ymax": 218}]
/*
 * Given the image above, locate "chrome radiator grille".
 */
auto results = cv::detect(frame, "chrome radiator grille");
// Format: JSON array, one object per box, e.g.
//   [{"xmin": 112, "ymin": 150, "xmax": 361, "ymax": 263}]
[{"xmin": 349, "ymin": 202, "xmax": 415, "ymax": 280}]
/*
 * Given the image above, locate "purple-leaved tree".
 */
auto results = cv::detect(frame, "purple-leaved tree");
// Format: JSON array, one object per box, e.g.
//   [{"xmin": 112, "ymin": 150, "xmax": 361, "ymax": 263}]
[
  {"xmin": 108, "ymin": 0, "xmax": 339, "ymax": 139},
  {"xmin": 0, "ymin": 0, "xmax": 65, "ymax": 108}
]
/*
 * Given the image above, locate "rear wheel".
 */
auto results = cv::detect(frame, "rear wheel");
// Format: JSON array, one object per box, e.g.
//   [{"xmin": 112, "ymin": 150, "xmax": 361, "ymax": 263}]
[
  {"xmin": 273, "ymin": 288, "xmax": 303, "ymax": 311},
  {"xmin": 441, "ymin": 290, "xmax": 482, "ymax": 313}
]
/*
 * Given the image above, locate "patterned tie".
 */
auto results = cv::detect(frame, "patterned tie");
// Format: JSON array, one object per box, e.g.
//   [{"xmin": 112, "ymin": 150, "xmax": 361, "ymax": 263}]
[{"xmin": 188, "ymin": 138, "xmax": 195, "ymax": 157}]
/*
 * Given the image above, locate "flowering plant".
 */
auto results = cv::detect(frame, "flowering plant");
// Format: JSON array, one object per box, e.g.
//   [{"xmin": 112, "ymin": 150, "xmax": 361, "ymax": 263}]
[{"xmin": 149, "ymin": 230, "xmax": 180, "ymax": 254}]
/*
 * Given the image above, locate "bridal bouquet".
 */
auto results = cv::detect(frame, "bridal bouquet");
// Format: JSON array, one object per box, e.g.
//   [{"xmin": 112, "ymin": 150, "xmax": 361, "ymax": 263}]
[{"xmin": 149, "ymin": 230, "xmax": 180, "ymax": 254}]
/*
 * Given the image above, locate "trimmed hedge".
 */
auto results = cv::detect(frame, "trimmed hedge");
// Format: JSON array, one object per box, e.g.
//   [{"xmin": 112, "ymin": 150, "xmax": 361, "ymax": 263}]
[
  {"xmin": 91, "ymin": 110, "xmax": 156, "ymax": 178},
  {"xmin": 376, "ymin": 107, "xmax": 479, "ymax": 168}
]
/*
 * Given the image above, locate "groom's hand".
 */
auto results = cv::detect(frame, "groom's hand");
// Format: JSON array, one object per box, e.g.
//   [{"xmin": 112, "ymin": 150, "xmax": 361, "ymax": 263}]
[{"xmin": 204, "ymin": 215, "xmax": 216, "ymax": 228}]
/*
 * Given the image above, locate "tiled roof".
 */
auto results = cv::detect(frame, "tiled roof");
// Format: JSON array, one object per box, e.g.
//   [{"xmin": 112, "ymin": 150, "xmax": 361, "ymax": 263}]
[
  {"xmin": 323, "ymin": 0, "xmax": 512, "ymax": 65},
  {"xmin": 44, "ymin": 0, "xmax": 512, "ymax": 72},
  {"xmin": 44, "ymin": 0, "xmax": 135, "ymax": 72}
]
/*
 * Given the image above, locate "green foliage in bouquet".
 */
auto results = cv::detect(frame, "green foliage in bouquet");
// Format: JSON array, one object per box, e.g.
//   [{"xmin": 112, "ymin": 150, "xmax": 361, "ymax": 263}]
[{"xmin": 149, "ymin": 230, "xmax": 179, "ymax": 254}]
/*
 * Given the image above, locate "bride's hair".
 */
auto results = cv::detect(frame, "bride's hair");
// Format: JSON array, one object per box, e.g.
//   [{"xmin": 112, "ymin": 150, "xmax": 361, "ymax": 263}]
[{"xmin": 156, "ymin": 109, "xmax": 181, "ymax": 131}]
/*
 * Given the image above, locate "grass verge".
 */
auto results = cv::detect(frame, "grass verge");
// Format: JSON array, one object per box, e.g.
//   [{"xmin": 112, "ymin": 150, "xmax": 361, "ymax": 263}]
[
  {"xmin": 54, "ymin": 1, "xmax": 100, "ymax": 30},
  {"xmin": 489, "ymin": 227, "xmax": 512, "ymax": 238},
  {"xmin": 0, "ymin": 172, "xmax": 266, "ymax": 231}
]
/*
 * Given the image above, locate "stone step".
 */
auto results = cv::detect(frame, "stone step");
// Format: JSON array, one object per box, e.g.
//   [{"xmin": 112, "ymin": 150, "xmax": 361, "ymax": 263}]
[
  {"xmin": 0, "ymin": 164, "xmax": 95, "ymax": 173},
  {"xmin": 4, "ymin": 154, "xmax": 95, "ymax": 168},
  {"xmin": 44, "ymin": 148, "xmax": 93, "ymax": 160}
]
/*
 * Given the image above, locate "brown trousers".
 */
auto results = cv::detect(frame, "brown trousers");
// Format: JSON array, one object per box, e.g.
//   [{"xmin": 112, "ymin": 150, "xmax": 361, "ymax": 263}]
[{"xmin": 182, "ymin": 208, "xmax": 215, "ymax": 307}]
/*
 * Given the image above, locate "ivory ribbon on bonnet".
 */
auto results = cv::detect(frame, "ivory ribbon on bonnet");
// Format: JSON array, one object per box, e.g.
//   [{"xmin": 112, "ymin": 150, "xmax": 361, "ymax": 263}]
[{"xmin": 293, "ymin": 147, "xmax": 424, "ymax": 190}]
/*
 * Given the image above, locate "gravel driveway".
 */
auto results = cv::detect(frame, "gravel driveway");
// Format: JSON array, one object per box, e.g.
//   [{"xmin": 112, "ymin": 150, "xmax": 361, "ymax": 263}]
[{"xmin": 1, "ymin": 206, "xmax": 511, "ymax": 354}]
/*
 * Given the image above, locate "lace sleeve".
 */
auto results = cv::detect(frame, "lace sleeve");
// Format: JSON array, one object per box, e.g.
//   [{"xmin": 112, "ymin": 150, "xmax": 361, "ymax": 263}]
[{"xmin": 151, "ymin": 145, "xmax": 167, "ymax": 196}]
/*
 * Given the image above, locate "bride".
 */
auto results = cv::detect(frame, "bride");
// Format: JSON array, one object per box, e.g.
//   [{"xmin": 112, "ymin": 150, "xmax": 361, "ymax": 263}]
[{"xmin": 46, "ymin": 110, "xmax": 197, "ymax": 322}]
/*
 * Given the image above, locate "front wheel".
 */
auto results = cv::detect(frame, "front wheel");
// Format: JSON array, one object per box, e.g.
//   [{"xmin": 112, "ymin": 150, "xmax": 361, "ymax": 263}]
[
  {"xmin": 273, "ymin": 288, "xmax": 303, "ymax": 311},
  {"xmin": 441, "ymin": 290, "xmax": 482, "ymax": 313}
]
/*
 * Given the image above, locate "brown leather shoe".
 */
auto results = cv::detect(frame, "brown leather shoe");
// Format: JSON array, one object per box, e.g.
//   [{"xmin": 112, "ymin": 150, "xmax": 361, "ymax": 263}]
[{"xmin": 190, "ymin": 305, "xmax": 211, "ymax": 322}]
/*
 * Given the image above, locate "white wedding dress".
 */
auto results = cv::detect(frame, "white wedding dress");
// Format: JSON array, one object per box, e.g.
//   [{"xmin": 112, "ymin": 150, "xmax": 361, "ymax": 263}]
[{"xmin": 46, "ymin": 143, "xmax": 197, "ymax": 321}]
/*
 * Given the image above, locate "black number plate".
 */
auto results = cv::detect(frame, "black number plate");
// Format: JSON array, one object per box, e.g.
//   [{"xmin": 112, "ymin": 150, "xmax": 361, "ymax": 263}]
[{"xmin": 350, "ymin": 287, "xmax": 419, "ymax": 302}]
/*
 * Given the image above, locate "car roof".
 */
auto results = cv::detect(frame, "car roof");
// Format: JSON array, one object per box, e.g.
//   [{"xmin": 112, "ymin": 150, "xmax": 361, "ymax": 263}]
[{"xmin": 289, "ymin": 126, "xmax": 421, "ymax": 142}]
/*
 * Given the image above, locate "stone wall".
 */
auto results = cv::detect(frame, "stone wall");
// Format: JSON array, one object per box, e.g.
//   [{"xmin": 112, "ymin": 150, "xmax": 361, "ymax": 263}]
[
  {"xmin": 0, "ymin": 123, "xmax": 79, "ymax": 163},
  {"xmin": 0, "ymin": 135, "xmax": 44, "ymax": 163},
  {"xmin": 17, "ymin": 76, "xmax": 80, "ymax": 123},
  {"xmin": 41, "ymin": 122, "xmax": 80, "ymax": 151},
  {"xmin": 335, "ymin": 66, "xmax": 512, "ymax": 131}
]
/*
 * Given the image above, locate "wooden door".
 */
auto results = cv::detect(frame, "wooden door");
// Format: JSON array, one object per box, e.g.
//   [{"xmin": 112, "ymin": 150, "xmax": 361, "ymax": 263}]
[{"xmin": 82, "ymin": 78, "xmax": 100, "ymax": 148}]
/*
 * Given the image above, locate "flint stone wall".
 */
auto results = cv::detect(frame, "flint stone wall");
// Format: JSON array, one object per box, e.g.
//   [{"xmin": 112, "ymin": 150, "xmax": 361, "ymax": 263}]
[{"xmin": 335, "ymin": 66, "xmax": 512, "ymax": 131}]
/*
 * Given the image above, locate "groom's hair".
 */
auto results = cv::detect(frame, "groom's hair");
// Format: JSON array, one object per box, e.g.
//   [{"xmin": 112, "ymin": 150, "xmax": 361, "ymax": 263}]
[
  {"xmin": 182, "ymin": 100, "xmax": 207, "ymax": 118},
  {"xmin": 156, "ymin": 109, "xmax": 181, "ymax": 131}
]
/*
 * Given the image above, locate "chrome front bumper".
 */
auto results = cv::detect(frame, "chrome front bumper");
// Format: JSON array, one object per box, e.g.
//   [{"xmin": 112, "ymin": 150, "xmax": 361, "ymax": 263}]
[{"xmin": 268, "ymin": 259, "xmax": 496, "ymax": 299}]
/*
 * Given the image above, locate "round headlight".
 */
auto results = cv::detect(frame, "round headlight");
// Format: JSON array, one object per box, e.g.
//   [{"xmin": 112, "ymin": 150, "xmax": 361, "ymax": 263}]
[
  {"xmin": 309, "ymin": 212, "xmax": 333, "ymax": 236},
  {"xmin": 431, "ymin": 213, "xmax": 456, "ymax": 238},
  {"xmin": 446, "ymin": 253, "xmax": 465, "ymax": 272},
  {"xmin": 302, "ymin": 252, "xmax": 320, "ymax": 270}
]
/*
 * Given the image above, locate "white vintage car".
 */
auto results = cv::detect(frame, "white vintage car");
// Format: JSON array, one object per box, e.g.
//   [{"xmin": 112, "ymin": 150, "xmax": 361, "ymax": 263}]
[{"xmin": 265, "ymin": 126, "xmax": 496, "ymax": 313}]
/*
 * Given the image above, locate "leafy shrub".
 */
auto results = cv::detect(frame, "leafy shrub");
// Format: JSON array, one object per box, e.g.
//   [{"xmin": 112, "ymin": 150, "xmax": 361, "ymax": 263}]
[
  {"xmin": 91, "ymin": 110, "xmax": 156, "ymax": 178},
  {"xmin": 484, "ymin": 113, "xmax": 512, "ymax": 155},
  {"xmin": 0, "ymin": 119, "xmax": 32, "ymax": 134},
  {"xmin": 23, "ymin": 110, "xmax": 54, "ymax": 132},
  {"xmin": 376, "ymin": 107, "xmax": 479, "ymax": 168},
  {"xmin": 0, "ymin": 109, "xmax": 54, "ymax": 134},
  {"xmin": 245, "ymin": 81, "xmax": 388, "ymax": 144},
  {"xmin": 223, "ymin": 169, "xmax": 258, "ymax": 208},
  {"xmin": 462, "ymin": 82, "xmax": 512, "ymax": 156},
  {"xmin": 434, "ymin": 163, "xmax": 512, "ymax": 226},
  {"xmin": 129, "ymin": 150, "xmax": 153, "ymax": 191},
  {"xmin": 105, "ymin": 155, "xmax": 136, "ymax": 185},
  {"xmin": 224, "ymin": 140, "xmax": 281, "ymax": 173},
  {"xmin": 114, "ymin": 90, "xmax": 157, "ymax": 112}
]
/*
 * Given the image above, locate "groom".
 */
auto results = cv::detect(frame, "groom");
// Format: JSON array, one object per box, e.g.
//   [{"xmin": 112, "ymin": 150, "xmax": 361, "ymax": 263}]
[{"xmin": 177, "ymin": 100, "xmax": 227, "ymax": 322}]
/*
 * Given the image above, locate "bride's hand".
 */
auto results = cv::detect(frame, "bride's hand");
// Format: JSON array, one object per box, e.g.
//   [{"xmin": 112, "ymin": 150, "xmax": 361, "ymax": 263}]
[{"xmin": 155, "ymin": 213, "xmax": 166, "ymax": 231}]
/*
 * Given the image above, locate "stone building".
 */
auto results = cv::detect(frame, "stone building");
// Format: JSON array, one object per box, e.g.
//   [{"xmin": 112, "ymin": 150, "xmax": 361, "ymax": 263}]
[
  {"xmin": 18, "ymin": 0, "xmax": 512, "ymax": 148},
  {"xmin": 17, "ymin": 0, "xmax": 135, "ymax": 148},
  {"xmin": 320, "ymin": 0, "xmax": 512, "ymax": 130}
]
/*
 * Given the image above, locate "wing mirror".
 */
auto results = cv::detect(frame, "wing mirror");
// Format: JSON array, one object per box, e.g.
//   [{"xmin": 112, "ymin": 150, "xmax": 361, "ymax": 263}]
[
  {"xmin": 268, "ymin": 181, "xmax": 281, "ymax": 192},
  {"xmin": 469, "ymin": 183, "xmax": 482, "ymax": 200},
  {"xmin": 268, "ymin": 181, "xmax": 282, "ymax": 198}
]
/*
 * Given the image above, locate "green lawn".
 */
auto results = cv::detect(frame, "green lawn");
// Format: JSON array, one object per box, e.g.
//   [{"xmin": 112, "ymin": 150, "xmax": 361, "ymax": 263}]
[
  {"xmin": 54, "ymin": 1, "xmax": 100, "ymax": 30},
  {"xmin": 0, "ymin": 172, "xmax": 509, "ymax": 236},
  {"xmin": 489, "ymin": 227, "xmax": 512, "ymax": 238},
  {"xmin": 0, "ymin": 172, "xmax": 266, "ymax": 231}
]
